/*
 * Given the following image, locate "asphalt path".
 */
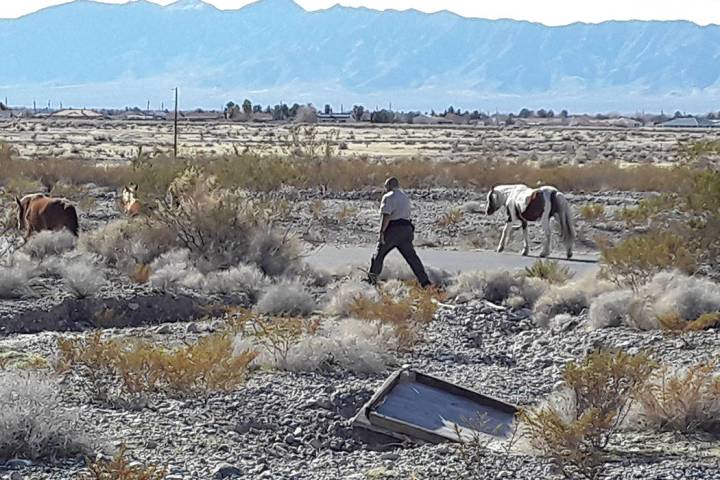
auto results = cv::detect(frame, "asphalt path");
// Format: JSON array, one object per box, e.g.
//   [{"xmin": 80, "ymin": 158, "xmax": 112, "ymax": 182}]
[{"xmin": 307, "ymin": 246, "xmax": 599, "ymax": 276}]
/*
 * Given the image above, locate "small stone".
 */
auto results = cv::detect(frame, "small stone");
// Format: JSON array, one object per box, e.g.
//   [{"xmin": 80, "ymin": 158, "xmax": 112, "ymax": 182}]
[
  {"xmin": 155, "ymin": 324, "xmax": 172, "ymax": 334},
  {"xmin": 212, "ymin": 463, "xmax": 242, "ymax": 479},
  {"xmin": 186, "ymin": 322, "xmax": 201, "ymax": 334},
  {"xmin": 380, "ymin": 452, "xmax": 399, "ymax": 461},
  {"xmin": 6, "ymin": 460, "xmax": 32, "ymax": 469},
  {"xmin": 284, "ymin": 433, "xmax": 297, "ymax": 445}
]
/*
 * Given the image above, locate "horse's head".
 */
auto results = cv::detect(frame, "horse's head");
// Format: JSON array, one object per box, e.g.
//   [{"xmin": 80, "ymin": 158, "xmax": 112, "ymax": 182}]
[
  {"xmin": 486, "ymin": 188, "xmax": 500, "ymax": 215},
  {"xmin": 121, "ymin": 184, "xmax": 141, "ymax": 216}
]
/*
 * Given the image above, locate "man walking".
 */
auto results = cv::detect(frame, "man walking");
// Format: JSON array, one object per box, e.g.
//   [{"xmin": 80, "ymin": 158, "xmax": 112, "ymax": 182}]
[{"xmin": 367, "ymin": 177, "xmax": 431, "ymax": 288}]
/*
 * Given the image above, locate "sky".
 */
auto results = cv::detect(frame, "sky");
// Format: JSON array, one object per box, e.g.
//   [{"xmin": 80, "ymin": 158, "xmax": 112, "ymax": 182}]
[{"xmin": 0, "ymin": 0, "xmax": 718, "ymax": 25}]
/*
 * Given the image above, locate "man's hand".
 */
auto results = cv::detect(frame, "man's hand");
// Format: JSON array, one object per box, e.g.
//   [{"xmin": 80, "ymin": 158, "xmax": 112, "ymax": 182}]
[{"xmin": 378, "ymin": 232, "xmax": 385, "ymax": 245}]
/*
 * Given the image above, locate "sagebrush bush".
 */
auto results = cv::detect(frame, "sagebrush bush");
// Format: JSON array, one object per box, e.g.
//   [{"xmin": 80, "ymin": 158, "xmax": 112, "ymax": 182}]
[
  {"xmin": 80, "ymin": 218, "xmax": 175, "ymax": 273},
  {"xmin": 534, "ymin": 273, "xmax": 614, "ymax": 328},
  {"xmin": 0, "ymin": 371, "xmax": 98, "ymax": 460},
  {"xmin": 61, "ymin": 259, "xmax": 106, "ymax": 298},
  {"xmin": 234, "ymin": 317, "xmax": 396, "ymax": 374},
  {"xmin": 24, "ymin": 230, "xmax": 76, "ymax": 259},
  {"xmin": 521, "ymin": 351, "xmax": 656, "ymax": 479},
  {"xmin": 147, "ymin": 249, "xmax": 204, "ymax": 292},
  {"xmin": 0, "ymin": 260, "xmax": 35, "ymax": 299},
  {"xmin": 255, "ymin": 283, "xmax": 316, "ymax": 317},
  {"xmin": 635, "ymin": 362, "xmax": 720, "ymax": 434},
  {"xmin": 376, "ymin": 259, "xmax": 452, "ymax": 287},
  {"xmin": 449, "ymin": 269, "xmax": 548, "ymax": 308},
  {"xmin": 324, "ymin": 280, "xmax": 381, "ymax": 317},
  {"xmin": 203, "ymin": 263, "xmax": 269, "ymax": 301},
  {"xmin": 589, "ymin": 290, "xmax": 634, "ymax": 329}
]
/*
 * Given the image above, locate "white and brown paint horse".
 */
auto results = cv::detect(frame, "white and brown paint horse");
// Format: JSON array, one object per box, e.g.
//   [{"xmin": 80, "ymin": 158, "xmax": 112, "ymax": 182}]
[
  {"xmin": 486, "ymin": 184, "xmax": 575, "ymax": 259},
  {"xmin": 15, "ymin": 193, "xmax": 79, "ymax": 240}
]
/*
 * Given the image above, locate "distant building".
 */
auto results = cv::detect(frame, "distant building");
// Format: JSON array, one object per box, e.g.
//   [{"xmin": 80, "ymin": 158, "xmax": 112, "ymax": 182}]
[
  {"xmin": 166, "ymin": 111, "xmax": 223, "ymax": 122},
  {"xmin": 50, "ymin": 109, "xmax": 104, "ymax": 119},
  {"xmin": 317, "ymin": 112, "xmax": 353, "ymax": 123},
  {"xmin": 659, "ymin": 117, "xmax": 717, "ymax": 128}
]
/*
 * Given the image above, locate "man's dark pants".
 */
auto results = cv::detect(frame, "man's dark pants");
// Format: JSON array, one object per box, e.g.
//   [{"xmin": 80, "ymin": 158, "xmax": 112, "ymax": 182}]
[{"xmin": 369, "ymin": 220, "xmax": 431, "ymax": 287}]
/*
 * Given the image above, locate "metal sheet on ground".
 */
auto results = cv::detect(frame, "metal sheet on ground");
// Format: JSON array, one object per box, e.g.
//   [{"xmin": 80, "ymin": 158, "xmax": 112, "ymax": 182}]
[{"xmin": 353, "ymin": 369, "xmax": 518, "ymax": 445}]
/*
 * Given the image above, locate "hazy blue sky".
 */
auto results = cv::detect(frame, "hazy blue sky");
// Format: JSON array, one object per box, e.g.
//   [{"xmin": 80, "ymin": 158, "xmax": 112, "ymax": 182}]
[{"xmin": 1, "ymin": 0, "xmax": 718, "ymax": 25}]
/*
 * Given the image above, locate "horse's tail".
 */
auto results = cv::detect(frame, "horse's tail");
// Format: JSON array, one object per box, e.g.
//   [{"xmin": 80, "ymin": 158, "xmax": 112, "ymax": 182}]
[
  {"xmin": 65, "ymin": 203, "xmax": 80, "ymax": 237},
  {"xmin": 554, "ymin": 192, "xmax": 575, "ymax": 249}
]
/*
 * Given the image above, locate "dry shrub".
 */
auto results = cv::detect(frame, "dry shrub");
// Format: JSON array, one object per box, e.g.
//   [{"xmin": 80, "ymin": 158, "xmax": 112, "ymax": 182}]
[
  {"xmin": 579, "ymin": 204, "xmax": 606, "ymax": 222},
  {"xmin": 534, "ymin": 273, "xmax": 614, "ymax": 328},
  {"xmin": 324, "ymin": 280, "xmax": 381, "ymax": 317},
  {"xmin": 81, "ymin": 445, "xmax": 166, "ymax": 480},
  {"xmin": 437, "ymin": 208, "xmax": 464, "ymax": 227},
  {"xmin": 449, "ymin": 269, "xmax": 547, "ymax": 307},
  {"xmin": 599, "ymin": 232, "xmax": 696, "ymax": 291},
  {"xmin": 24, "ymin": 230, "xmax": 76, "ymax": 259},
  {"xmin": 255, "ymin": 282, "xmax": 316, "ymax": 317},
  {"xmin": 616, "ymin": 195, "xmax": 677, "ymax": 227},
  {"xmin": 0, "ymin": 371, "xmax": 99, "ymax": 460},
  {"xmin": 635, "ymin": 362, "xmax": 720, "ymax": 434},
  {"xmin": 0, "ymin": 261, "xmax": 35, "ymax": 299},
  {"xmin": 153, "ymin": 166, "xmax": 301, "ymax": 275},
  {"xmin": 80, "ymin": 218, "xmax": 176, "ymax": 274},
  {"xmin": 524, "ymin": 259, "xmax": 574, "ymax": 285},
  {"xmin": 147, "ymin": 249, "xmax": 204, "ymax": 292},
  {"xmin": 588, "ymin": 290, "xmax": 634, "ymax": 329},
  {"xmin": 203, "ymin": 263, "xmax": 269, "ymax": 301},
  {"xmin": 656, "ymin": 312, "xmax": 720, "ymax": 332},
  {"xmin": 377, "ymin": 260, "xmax": 452, "ymax": 287},
  {"xmin": 61, "ymin": 259, "xmax": 107, "ymax": 298},
  {"xmin": 349, "ymin": 283, "xmax": 442, "ymax": 349},
  {"xmin": 57, "ymin": 331, "xmax": 257, "ymax": 401},
  {"xmin": 521, "ymin": 351, "xmax": 656, "ymax": 479}
]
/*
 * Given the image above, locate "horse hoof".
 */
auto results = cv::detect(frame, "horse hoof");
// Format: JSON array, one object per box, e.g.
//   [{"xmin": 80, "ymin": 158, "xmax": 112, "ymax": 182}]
[
  {"xmin": 496, "ymin": 247, "xmax": 504, "ymax": 253},
  {"xmin": 521, "ymin": 250, "xmax": 529, "ymax": 257},
  {"xmin": 540, "ymin": 252, "xmax": 549, "ymax": 258},
  {"xmin": 567, "ymin": 252, "xmax": 573, "ymax": 260}
]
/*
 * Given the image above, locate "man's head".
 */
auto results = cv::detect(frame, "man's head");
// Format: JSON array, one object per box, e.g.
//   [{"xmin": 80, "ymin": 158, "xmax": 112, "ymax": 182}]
[{"xmin": 384, "ymin": 176, "xmax": 400, "ymax": 192}]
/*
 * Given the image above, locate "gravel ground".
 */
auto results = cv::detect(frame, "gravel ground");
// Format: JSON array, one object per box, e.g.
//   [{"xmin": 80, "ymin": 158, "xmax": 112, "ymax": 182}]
[{"xmin": 1, "ymin": 299, "xmax": 719, "ymax": 479}]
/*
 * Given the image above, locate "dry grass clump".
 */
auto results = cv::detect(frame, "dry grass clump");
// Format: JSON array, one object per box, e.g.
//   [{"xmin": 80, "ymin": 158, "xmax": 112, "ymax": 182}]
[
  {"xmin": 599, "ymin": 232, "xmax": 696, "ymax": 291},
  {"xmin": 376, "ymin": 260, "xmax": 452, "ymax": 287},
  {"xmin": 616, "ymin": 195, "xmax": 677, "ymax": 227},
  {"xmin": 324, "ymin": 280, "xmax": 381, "ymax": 317},
  {"xmin": 231, "ymin": 309, "xmax": 396, "ymax": 374},
  {"xmin": 534, "ymin": 273, "xmax": 614, "ymax": 328},
  {"xmin": 635, "ymin": 362, "xmax": 720, "ymax": 434},
  {"xmin": 57, "ymin": 331, "xmax": 257, "ymax": 402},
  {"xmin": 24, "ymin": 230, "xmax": 76, "ymax": 259},
  {"xmin": 348, "ymin": 283, "xmax": 442, "ymax": 349},
  {"xmin": 255, "ymin": 282, "xmax": 316, "ymax": 317},
  {"xmin": 61, "ymin": 259, "xmax": 107, "ymax": 299},
  {"xmin": 81, "ymin": 445, "xmax": 166, "ymax": 480},
  {"xmin": 449, "ymin": 269, "xmax": 548, "ymax": 308},
  {"xmin": 579, "ymin": 204, "xmax": 606, "ymax": 222},
  {"xmin": 521, "ymin": 351, "xmax": 656, "ymax": 479},
  {"xmin": 0, "ymin": 371, "xmax": 99, "ymax": 460},
  {"xmin": 437, "ymin": 208, "xmax": 464, "ymax": 227},
  {"xmin": 79, "ymin": 218, "xmax": 175, "ymax": 274},
  {"xmin": 0, "ymin": 260, "xmax": 35, "ymax": 299},
  {"xmin": 203, "ymin": 263, "xmax": 269, "ymax": 301},
  {"xmin": 524, "ymin": 259, "xmax": 574, "ymax": 285},
  {"xmin": 147, "ymin": 249, "xmax": 204, "ymax": 292},
  {"xmin": 589, "ymin": 271, "xmax": 720, "ymax": 330}
]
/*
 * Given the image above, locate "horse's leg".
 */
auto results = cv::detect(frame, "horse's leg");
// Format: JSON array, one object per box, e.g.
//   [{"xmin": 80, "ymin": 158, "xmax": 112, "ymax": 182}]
[
  {"xmin": 540, "ymin": 203, "xmax": 552, "ymax": 257},
  {"xmin": 521, "ymin": 221, "xmax": 529, "ymax": 256},
  {"xmin": 497, "ymin": 222, "xmax": 511, "ymax": 253}
]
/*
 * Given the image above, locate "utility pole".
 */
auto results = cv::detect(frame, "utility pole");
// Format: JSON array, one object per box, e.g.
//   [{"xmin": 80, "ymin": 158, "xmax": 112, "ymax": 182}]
[
  {"xmin": 173, "ymin": 87, "xmax": 179, "ymax": 159},
  {"xmin": 33, "ymin": 100, "xmax": 36, "ymax": 113}
]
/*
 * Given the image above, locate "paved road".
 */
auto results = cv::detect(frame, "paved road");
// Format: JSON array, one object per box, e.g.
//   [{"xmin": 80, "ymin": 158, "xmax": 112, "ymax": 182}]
[{"xmin": 307, "ymin": 246, "xmax": 599, "ymax": 276}]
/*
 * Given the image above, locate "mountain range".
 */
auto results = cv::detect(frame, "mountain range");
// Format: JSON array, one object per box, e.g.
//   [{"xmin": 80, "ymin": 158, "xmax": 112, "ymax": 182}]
[{"xmin": 1, "ymin": 0, "xmax": 719, "ymax": 112}]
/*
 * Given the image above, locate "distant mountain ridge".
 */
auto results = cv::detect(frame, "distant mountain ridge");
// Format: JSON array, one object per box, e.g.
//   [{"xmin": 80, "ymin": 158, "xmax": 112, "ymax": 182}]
[{"xmin": 0, "ymin": 0, "xmax": 718, "ymax": 111}]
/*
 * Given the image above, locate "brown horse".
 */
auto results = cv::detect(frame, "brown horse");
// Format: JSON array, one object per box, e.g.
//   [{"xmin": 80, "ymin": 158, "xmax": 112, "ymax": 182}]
[
  {"xmin": 121, "ymin": 183, "xmax": 142, "ymax": 217},
  {"xmin": 15, "ymin": 194, "xmax": 79, "ymax": 239}
]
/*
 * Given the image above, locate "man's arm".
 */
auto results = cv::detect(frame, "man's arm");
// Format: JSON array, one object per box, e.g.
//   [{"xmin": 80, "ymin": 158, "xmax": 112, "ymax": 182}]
[{"xmin": 379, "ymin": 213, "xmax": 390, "ymax": 244}]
